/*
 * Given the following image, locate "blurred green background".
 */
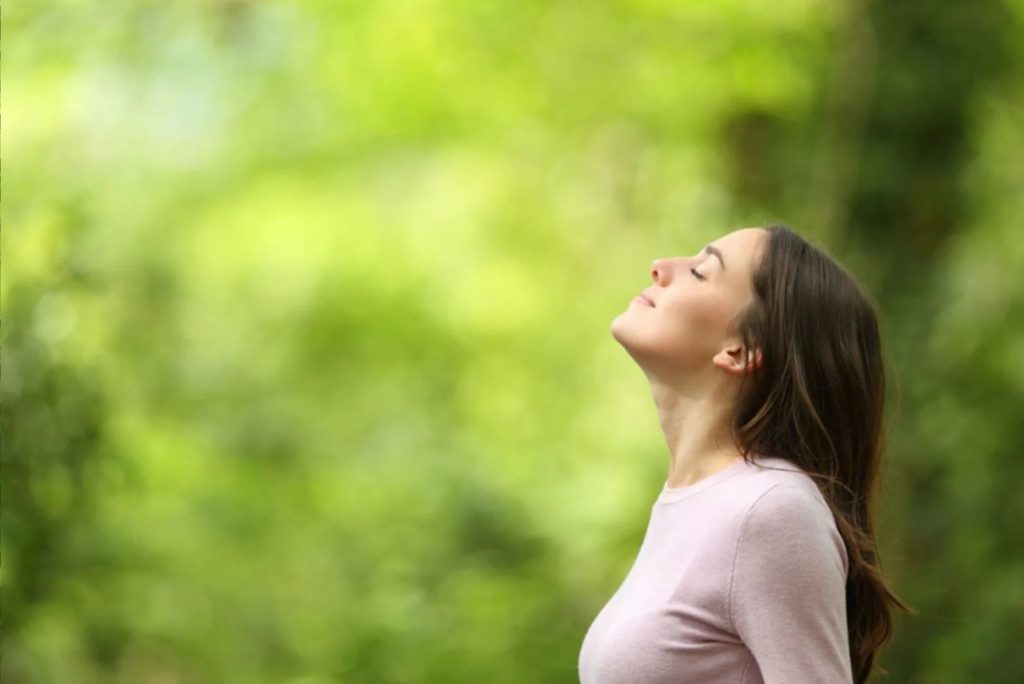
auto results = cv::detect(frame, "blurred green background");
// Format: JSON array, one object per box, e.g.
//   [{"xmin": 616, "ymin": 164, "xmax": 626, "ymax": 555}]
[{"xmin": 4, "ymin": 0, "xmax": 1024, "ymax": 682}]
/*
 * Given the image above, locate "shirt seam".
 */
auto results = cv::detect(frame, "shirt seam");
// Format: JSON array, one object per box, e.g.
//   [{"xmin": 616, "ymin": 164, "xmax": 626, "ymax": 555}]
[
  {"xmin": 738, "ymin": 653, "xmax": 752, "ymax": 683},
  {"xmin": 726, "ymin": 482, "xmax": 795, "ymax": 636}
]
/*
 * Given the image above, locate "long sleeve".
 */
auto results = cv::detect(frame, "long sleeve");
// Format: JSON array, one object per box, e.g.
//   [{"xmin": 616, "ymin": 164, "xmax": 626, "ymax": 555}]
[{"xmin": 728, "ymin": 484, "xmax": 853, "ymax": 684}]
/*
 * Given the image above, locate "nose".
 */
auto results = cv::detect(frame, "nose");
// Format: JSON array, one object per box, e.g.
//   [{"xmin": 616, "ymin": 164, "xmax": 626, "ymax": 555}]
[
  {"xmin": 651, "ymin": 258, "xmax": 671, "ymax": 284},
  {"xmin": 652, "ymin": 255, "xmax": 698, "ymax": 284}
]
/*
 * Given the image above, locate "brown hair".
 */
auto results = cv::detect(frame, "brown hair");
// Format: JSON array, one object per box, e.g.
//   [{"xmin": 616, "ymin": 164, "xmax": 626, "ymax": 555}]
[{"xmin": 730, "ymin": 224, "xmax": 916, "ymax": 683}]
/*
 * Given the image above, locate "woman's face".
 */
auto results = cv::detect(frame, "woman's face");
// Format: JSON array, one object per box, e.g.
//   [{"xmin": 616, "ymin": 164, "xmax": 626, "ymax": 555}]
[{"xmin": 611, "ymin": 227, "xmax": 768, "ymax": 377}]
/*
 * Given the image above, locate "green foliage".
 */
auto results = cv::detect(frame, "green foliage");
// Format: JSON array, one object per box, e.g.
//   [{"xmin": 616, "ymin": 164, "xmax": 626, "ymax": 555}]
[{"xmin": 4, "ymin": 0, "xmax": 1023, "ymax": 682}]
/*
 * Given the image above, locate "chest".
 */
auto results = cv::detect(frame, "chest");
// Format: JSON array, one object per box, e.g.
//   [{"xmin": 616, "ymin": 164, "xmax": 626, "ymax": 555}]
[{"xmin": 578, "ymin": 510, "xmax": 751, "ymax": 683}]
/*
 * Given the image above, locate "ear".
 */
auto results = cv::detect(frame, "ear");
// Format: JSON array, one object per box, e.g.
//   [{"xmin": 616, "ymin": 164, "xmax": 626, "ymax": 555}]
[{"xmin": 713, "ymin": 343, "xmax": 763, "ymax": 377}]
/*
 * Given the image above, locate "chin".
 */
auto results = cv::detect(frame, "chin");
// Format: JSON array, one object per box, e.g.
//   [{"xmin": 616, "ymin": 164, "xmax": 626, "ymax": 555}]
[
  {"xmin": 610, "ymin": 312, "xmax": 630, "ymax": 341},
  {"xmin": 610, "ymin": 315, "xmax": 642, "ymax": 351}
]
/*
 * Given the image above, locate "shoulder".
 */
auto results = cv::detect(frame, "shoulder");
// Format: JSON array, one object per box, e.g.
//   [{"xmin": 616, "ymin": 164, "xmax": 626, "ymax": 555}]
[
  {"xmin": 724, "ymin": 469, "xmax": 854, "ymax": 680},
  {"xmin": 735, "ymin": 456, "xmax": 835, "ymax": 517},
  {"xmin": 742, "ymin": 483, "xmax": 832, "ymax": 535},
  {"xmin": 711, "ymin": 455, "xmax": 830, "ymax": 519},
  {"xmin": 733, "ymin": 481, "xmax": 849, "ymax": 579}
]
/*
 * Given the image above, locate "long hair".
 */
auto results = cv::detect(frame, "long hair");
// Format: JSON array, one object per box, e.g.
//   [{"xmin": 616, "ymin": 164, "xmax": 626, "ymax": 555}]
[{"xmin": 730, "ymin": 224, "xmax": 916, "ymax": 683}]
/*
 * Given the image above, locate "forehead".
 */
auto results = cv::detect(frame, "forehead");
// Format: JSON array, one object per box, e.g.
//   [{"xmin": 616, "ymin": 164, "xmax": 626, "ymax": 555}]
[{"xmin": 710, "ymin": 228, "xmax": 767, "ymax": 272}]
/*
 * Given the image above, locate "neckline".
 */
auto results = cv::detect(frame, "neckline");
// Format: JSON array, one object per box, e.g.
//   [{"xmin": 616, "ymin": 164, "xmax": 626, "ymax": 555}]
[{"xmin": 657, "ymin": 457, "xmax": 753, "ymax": 504}]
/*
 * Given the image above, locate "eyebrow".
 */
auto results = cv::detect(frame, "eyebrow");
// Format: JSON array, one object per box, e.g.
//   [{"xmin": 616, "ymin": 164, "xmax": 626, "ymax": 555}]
[{"xmin": 704, "ymin": 245, "xmax": 726, "ymax": 270}]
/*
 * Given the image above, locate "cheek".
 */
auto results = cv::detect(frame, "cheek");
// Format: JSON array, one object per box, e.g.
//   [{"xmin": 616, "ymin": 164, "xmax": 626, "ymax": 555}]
[
  {"xmin": 611, "ymin": 288, "xmax": 736, "ymax": 369},
  {"xmin": 661, "ymin": 291, "xmax": 730, "ymax": 335},
  {"xmin": 649, "ymin": 292, "xmax": 735, "ymax": 364}
]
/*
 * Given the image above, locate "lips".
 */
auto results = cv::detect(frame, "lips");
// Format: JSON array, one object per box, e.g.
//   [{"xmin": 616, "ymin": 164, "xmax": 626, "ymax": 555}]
[
  {"xmin": 640, "ymin": 292, "xmax": 655, "ymax": 307},
  {"xmin": 632, "ymin": 293, "xmax": 655, "ymax": 307}
]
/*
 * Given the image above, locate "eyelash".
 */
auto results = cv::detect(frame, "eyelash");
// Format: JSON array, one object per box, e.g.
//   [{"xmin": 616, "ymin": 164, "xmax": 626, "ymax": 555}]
[{"xmin": 690, "ymin": 268, "xmax": 706, "ymax": 281}]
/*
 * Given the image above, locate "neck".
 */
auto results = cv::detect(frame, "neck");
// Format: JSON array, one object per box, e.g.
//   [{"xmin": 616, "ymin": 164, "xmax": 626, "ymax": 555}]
[{"xmin": 648, "ymin": 377, "xmax": 743, "ymax": 487}]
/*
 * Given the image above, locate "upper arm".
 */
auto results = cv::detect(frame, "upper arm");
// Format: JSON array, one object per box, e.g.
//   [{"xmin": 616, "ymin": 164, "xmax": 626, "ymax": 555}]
[{"xmin": 728, "ymin": 484, "xmax": 852, "ymax": 684}]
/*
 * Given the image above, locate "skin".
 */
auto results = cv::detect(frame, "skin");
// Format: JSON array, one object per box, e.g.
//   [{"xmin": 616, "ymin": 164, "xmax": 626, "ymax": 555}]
[{"xmin": 609, "ymin": 227, "xmax": 769, "ymax": 488}]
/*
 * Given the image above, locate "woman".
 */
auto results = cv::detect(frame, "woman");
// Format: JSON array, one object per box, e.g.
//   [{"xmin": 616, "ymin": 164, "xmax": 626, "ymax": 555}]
[{"xmin": 578, "ymin": 225, "xmax": 914, "ymax": 684}]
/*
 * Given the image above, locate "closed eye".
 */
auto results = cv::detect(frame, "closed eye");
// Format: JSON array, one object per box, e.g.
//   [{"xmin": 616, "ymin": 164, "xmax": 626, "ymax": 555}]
[{"xmin": 690, "ymin": 267, "xmax": 706, "ymax": 281}]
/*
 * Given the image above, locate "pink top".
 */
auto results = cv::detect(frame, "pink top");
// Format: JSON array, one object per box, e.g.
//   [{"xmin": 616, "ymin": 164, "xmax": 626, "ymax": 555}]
[{"xmin": 578, "ymin": 454, "xmax": 852, "ymax": 684}]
